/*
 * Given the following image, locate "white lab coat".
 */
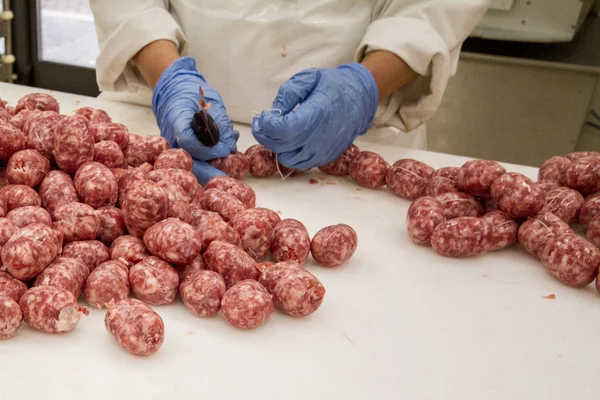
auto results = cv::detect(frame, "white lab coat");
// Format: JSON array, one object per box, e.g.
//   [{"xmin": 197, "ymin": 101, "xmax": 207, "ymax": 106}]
[{"xmin": 90, "ymin": 0, "xmax": 490, "ymax": 149}]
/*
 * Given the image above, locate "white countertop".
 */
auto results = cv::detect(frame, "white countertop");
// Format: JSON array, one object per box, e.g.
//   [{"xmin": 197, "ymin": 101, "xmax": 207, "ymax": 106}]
[{"xmin": 1, "ymin": 82, "xmax": 598, "ymax": 400}]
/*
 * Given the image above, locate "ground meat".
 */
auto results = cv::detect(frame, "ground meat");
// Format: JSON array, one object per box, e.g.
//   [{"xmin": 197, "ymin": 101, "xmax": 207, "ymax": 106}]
[
  {"xmin": 104, "ymin": 298, "xmax": 164, "ymax": 356},
  {"xmin": 0, "ymin": 185, "xmax": 41, "ymax": 211},
  {"xmin": 143, "ymin": 218, "xmax": 202, "ymax": 265},
  {"xmin": 38, "ymin": 171, "xmax": 79, "ymax": 219},
  {"xmin": 565, "ymin": 152, "xmax": 600, "ymax": 162},
  {"xmin": 129, "ymin": 256, "xmax": 179, "ymax": 305},
  {"xmin": 457, "ymin": 160, "xmax": 506, "ymax": 199},
  {"xmin": 110, "ymin": 168, "xmax": 128, "ymax": 182},
  {"xmin": 538, "ymin": 156, "xmax": 571, "ymax": 182},
  {"xmin": 0, "ymin": 271, "xmax": 27, "ymax": 302},
  {"xmin": 94, "ymin": 206, "xmax": 126, "ymax": 246},
  {"xmin": 244, "ymin": 144, "xmax": 277, "ymax": 177},
  {"xmin": 0, "ymin": 168, "xmax": 7, "ymax": 190},
  {"xmin": 93, "ymin": 141, "xmax": 127, "ymax": 169},
  {"xmin": 6, "ymin": 206, "xmax": 52, "ymax": 228},
  {"xmin": 136, "ymin": 162, "xmax": 154, "ymax": 174},
  {"xmin": 6, "ymin": 149, "xmax": 50, "ymax": 187},
  {"xmin": 221, "ymin": 280, "xmax": 273, "ymax": 330},
  {"xmin": 196, "ymin": 214, "xmax": 242, "ymax": 250},
  {"xmin": 203, "ymin": 240, "xmax": 259, "ymax": 288},
  {"xmin": 24, "ymin": 111, "xmax": 62, "ymax": 160},
  {"xmin": 53, "ymin": 115, "xmax": 94, "ymax": 174},
  {"xmin": 153, "ymin": 178, "xmax": 191, "ymax": 223},
  {"xmin": 586, "ymin": 213, "xmax": 600, "ymax": 247},
  {"xmin": 542, "ymin": 187, "xmax": 584, "ymax": 224},
  {"xmin": 0, "ymin": 294, "xmax": 22, "ymax": 339},
  {"xmin": 190, "ymin": 209, "xmax": 223, "ymax": 228},
  {"xmin": 122, "ymin": 181, "xmax": 168, "ymax": 237},
  {"xmin": 117, "ymin": 169, "xmax": 147, "ymax": 206},
  {"xmin": 386, "ymin": 159, "xmax": 434, "ymax": 200},
  {"xmin": 0, "ymin": 195, "xmax": 5, "ymax": 218},
  {"xmin": 270, "ymin": 219, "xmax": 311, "ymax": 264},
  {"xmin": 62, "ymin": 240, "xmax": 110, "ymax": 273},
  {"xmin": 85, "ymin": 259, "xmax": 130, "ymax": 309},
  {"xmin": 89, "ymin": 122, "xmax": 129, "ymax": 149},
  {"xmin": 9, "ymin": 110, "xmax": 38, "ymax": 131},
  {"xmin": 436, "ymin": 192, "xmax": 484, "ymax": 220},
  {"xmin": 349, "ymin": 151, "xmax": 389, "ymax": 188},
  {"xmin": 535, "ymin": 179, "xmax": 561, "ymax": 195},
  {"xmin": 176, "ymin": 254, "xmax": 206, "ymax": 283},
  {"xmin": 15, "ymin": 93, "xmax": 59, "ymax": 114},
  {"xmin": 231, "ymin": 208, "xmax": 281, "ymax": 261},
  {"xmin": 2, "ymin": 223, "xmax": 63, "ymax": 280},
  {"xmin": 318, "ymin": 144, "xmax": 360, "ymax": 177},
  {"xmin": 34, "ymin": 256, "xmax": 89, "ymax": 298},
  {"xmin": 52, "ymin": 202, "xmax": 100, "ymax": 243},
  {"xmin": 125, "ymin": 136, "xmax": 169, "ymax": 167},
  {"xmin": 563, "ymin": 157, "xmax": 600, "ymax": 195},
  {"xmin": 490, "ymin": 172, "xmax": 544, "ymax": 219},
  {"xmin": 74, "ymin": 162, "xmax": 119, "ymax": 209},
  {"xmin": 210, "ymin": 152, "xmax": 250, "ymax": 180},
  {"xmin": 580, "ymin": 193, "xmax": 600, "ymax": 226},
  {"xmin": 482, "ymin": 211, "xmax": 518, "ymax": 251},
  {"xmin": 153, "ymin": 149, "xmax": 193, "ymax": 171},
  {"xmin": 406, "ymin": 196, "xmax": 446, "ymax": 246},
  {"xmin": 0, "ymin": 218, "xmax": 18, "ymax": 247},
  {"xmin": 201, "ymin": 189, "xmax": 246, "ymax": 223},
  {"xmin": 205, "ymin": 176, "xmax": 256, "ymax": 208},
  {"xmin": 517, "ymin": 212, "xmax": 572, "ymax": 257},
  {"xmin": 19, "ymin": 285, "xmax": 88, "ymax": 333},
  {"xmin": 540, "ymin": 234, "xmax": 600, "ymax": 287},
  {"xmin": 0, "ymin": 122, "xmax": 27, "ymax": 162},
  {"xmin": 425, "ymin": 167, "xmax": 460, "ymax": 197},
  {"xmin": 74, "ymin": 107, "xmax": 111, "ymax": 124},
  {"xmin": 146, "ymin": 168, "xmax": 199, "ymax": 200},
  {"xmin": 180, "ymin": 270, "xmax": 226, "ymax": 317},
  {"xmin": 310, "ymin": 224, "xmax": 358, "ymax": 267},
  {"xmin": 430, "ymin": 217, "xmax": 492, "ymax": 257},
  {"xmin": 109, "ymin": 235, "xmax": 149, "ymax": 265}
]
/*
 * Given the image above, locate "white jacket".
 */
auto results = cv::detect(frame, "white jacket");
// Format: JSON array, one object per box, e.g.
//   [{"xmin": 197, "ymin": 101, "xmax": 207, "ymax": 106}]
[{"xmin": 90, "ymin": 0, "xmax": 489, "ymax": 149}]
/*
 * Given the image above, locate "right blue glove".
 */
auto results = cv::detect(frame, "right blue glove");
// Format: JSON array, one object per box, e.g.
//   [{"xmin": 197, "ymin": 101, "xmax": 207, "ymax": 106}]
[{"xmin": 152, "ymin": 57, "xmax": 239, "ymax": 184}]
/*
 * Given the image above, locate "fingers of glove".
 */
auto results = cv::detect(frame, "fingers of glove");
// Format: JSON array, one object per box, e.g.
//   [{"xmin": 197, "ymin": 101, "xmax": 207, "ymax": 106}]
[
  {"xmin": 191, "ymin": 159, "xmax": 227, "ymax": 186},
  {"xmin": 177, "ymin": 126, "xmax": 232, "ymax": 160},
  {"xmin": 271, "ymin": 69, "xmax": 321, "ymax": 113}
]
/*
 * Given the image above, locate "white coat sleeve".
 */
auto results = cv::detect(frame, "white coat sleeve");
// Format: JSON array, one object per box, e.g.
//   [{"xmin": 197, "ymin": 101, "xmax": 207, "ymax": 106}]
[
  {"xmin": 90, "ymin": 0, "xmax": 186, "ymax": 94},
  {"xmin": 355, "ymin": 0, "xmax": 490, "ymax": 132}
]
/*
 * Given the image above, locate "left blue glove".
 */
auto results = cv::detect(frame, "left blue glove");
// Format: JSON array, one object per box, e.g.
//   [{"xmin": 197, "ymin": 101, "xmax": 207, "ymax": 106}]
[{"xmin": 251, "ymin": 62, "xmax": 378, "ymax": 170}]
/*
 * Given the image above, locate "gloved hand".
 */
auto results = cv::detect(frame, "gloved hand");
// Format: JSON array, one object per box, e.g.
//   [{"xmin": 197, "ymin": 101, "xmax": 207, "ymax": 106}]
[
  {"xmin": 251, "ymin": 62, "xmax": 378, "ymax": 170},
  {"xmin": 152, "ymin": 56, "xmax": 239, "ymax": 184}
]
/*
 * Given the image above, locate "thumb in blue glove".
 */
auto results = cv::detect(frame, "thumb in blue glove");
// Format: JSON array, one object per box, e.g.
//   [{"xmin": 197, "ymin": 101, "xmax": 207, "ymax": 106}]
[
  {"xmin": 191, "ymin": 159, "xmax": 227, "ymax": 186},
  {"xmin": 251, "ymin": 62, "xmax": 378, "ymax": 170}
]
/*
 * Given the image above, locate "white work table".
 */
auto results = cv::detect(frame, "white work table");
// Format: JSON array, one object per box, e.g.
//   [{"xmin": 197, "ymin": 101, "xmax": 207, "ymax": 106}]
[{"xmin": 0, "ymin": 82, "xmax": 599, "ymax": 400}]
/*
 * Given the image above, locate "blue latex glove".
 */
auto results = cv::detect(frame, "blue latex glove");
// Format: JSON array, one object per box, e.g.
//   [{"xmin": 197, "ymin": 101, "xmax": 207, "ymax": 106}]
[
  {"xmin": 251, "ymin": 62, "xmax": 378, "ymax": 170},
  {"xmin": 152, "ymin": 57, "xmax": 239, "ymax": 184}
]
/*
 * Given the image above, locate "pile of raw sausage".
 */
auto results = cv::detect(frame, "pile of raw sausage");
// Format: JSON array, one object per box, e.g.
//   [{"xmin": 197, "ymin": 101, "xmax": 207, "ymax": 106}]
[{"xmin": 0, "ymin": 93, "xmax": 359, "ymax": 357}]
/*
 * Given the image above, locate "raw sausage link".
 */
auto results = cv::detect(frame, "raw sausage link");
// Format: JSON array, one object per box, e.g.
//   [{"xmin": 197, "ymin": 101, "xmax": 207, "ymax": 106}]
[
  {"xmin": 94, "ymin": 206, "xmax": 126, "ymax": 246},
  {"xmin": 9, "ymin": 110, "xmax": 38, "ymax": 131},
  {"xmin": 74, "ymin": 162, "xmax": 119, "ymax": 209},
  {"xmin": 0, "ymin": 185, "xmax": 42, "ymax": 211},
  {"xmin": 2, "ymin": 223, "xmax": 63, "ymax": 280},
  {"xmin": 430, "ymin": 217, "xmax": 492, "ymax": 257},
  {"xmin": 406, "ymin": 196, "xmax": 446, "ymax": 246},
  {"xmin": 104, "ymin": 298, "xmax": 164, "ymax": 356},
  {"xmin": 482, "ymin": 211, "xmax": 519, "ymax": 251},
  {"xmin": 586, "ymin": 213, "xmax": 600, "ymax": 247},
  {"xmin": 538, "ymin": 156, "xmax": 571, "ymax": 182},
  {"xmin": 110, "ymin": 168, "xmax": 128, "ymax": 182},
  {"xmin": 386, "ymin": 159, "xmax": 434, "ymax": 200},
  {"xmin": 565, "ymin": 151, "xmax": 600, "ymax": 162},
  {"xmin": 146, "ymin": 168, "xmax": 199, "ymax": 200},
  {"xmin": 490, "ymin": 172, "xmax": 544, "ymax": 219},
  {"xmin": 540, "ymin": 234, "xmax": 600, "ymax": 287},
  {"xmin": 15, "ymin": 93, "xmax": 59, "ymax": 113},
  {"xmin": 122, "ymin": 181, "xmax": 168, "ymax": 237},
  {"xmin": 231, "ymin": 208, "xmax": 281, "ymax": 261},
  {"xmin": 0, "ymin": 195, "xmax": 5, "ymax": 218},
  {"xmin": 517, "ymin": 212, "xmax": 572, "ymax": 257},
  {"xmin": 0, "ymin": 271, "xmax": 28, "ymax": 302},
  {"xmin": 153, "ymin": 149, "xmax": 193, "ymax": 171},
  {"xmin": 258, "ymin": 261, "xmax": 300, "ymax": 294},
  {"xmin": 210, "ymin": 152, "xmax": 250, "ymax": 180},
  {"xmin": 436, "ymin": 192, "xmax": 484, "ymax": 220},
  {"xmin": 85, "ymin": 260, "xmax": 130, "ymax": 309},
  {"xmin": 93, "ymin": 141, "xmax": 128, "ymax": 169},
  {"xmin": 53, "ymin": 115, "xmax": 94, "ymax": 174},
  {"xmin": 426, "ymin": 167, "xmax": 460, "ymax": 197},
  {"xmin": 270, "ymin": 219, "xmax": 311, "ymax": 264},
  {"xmin": 6, "ymin": 149, "xmax": 50, "ymax": 187},
  {"xmin": 62, "ymin": 240, "xmax": 110, "ymax": 273},
  {"xmin": 89, "ymin": 122, "xmax": 129, "ymax": 149},
  {"xmin": 6, "ymin": 206, "xmax": 52, "ymax": 228},
  {"xmin": 143, "ymin": 218, "xmax": 202, "ymax": 265},
  {"xmin": 34, "ymin": 256, "xmax": 89, "ymax": 298},
  {"xmin": 0, "ymin": 218, "xmax": 18, "ymax": 247},
  {"xmin": 535, "ymin": 179, "xmax": 560, "ymax": 195},
  {"xmin": 136, "ymin": 162, "xmax": 154, "ymax": 174},
  {"xmin": 117, "ymin": 169, "xmax": 147, "ymax": 206},
  {"xmin": 0, "ymin": 167, "xmax": 7, "ymax": 190},
  {"xmin": 176, "ymin": 254, "xmax": 206, "ymax": 284},
  {"xmin": 205, "ymin": 176, "xmax": 256, "ymax": 208},
  {"xmin": 38, "ymin": 171, "xmax": 78, "ymax": 218},
  {"xmin": 190, "ymin": 209, "xmax": 224, "ymax": 228},
  {"xmin": 180, "ymin": 270, "xmax": 226, "ymax": 317},
  {"xmin": 109, "ymin": 235, "xmax": 149, "ymax": 265},
  {"xmin": 349, "ymin": 151, "xmax": 389, "ymax": 188},
  {"xmin": 457, "ymin": 160, "xmax": 506, "ymax": 199},
  {"xmin": 204, "ymin": 240, "xmax": 259, "ymax": 288},
  {"xmin": 319, "ymin": 144, "xmax": 360, "ymax": 177},
  {"xmin": 580, "ymin": 193, "xmax": 600, "ymax": 226},
  {"xmin": 310, "ymin": 224, "xmax": 358, "ymax": 267},
  {"xmin": 542, "ymin": 187, "xmax": 584, "ymax": 224},
  {"xmin": 153, "ymin": 178, "xmax": 192, "ymax": 223},
  {"xmin": 196, "ymin": 214, "xmax": 242, "ymax": 250},
  {"xmin": 129, "ymin": 256, "xmax": 179, "ymax": 305},
  {"xmin": 0, "ymin": 122, "xmax": 27, "ymax": 161},
  {"xmin": 244, "ymin": 144, "xmax": 277, "ymax": 177},
  {"xmin": 52, "ymin": 202, "xmax": 100, "ymax": 243},
  {"xmin": 563, "ymin": 157, "xmax": 600, "ymax": 195},
  {"xmin": 0, "ymin": 294, "xmax": 23, "ymax": 339},
  {"xmin": 74, "ymin": 107, "xmax": 111, "ymax": 124},
  {"xmin": 19, "ymin": 286, "xmax": 88, "ymax": 333},
  {"xmin": 24, "ymin": 111, "xmax": 61, "ymax": 161},
  {"xmin": 201, "ymin": 188, "xmax": 246, "ymax": 223},
  {"xmin": 221, "ymin": 280, "xmax": 273, "ymax": 329},
  {"xmin": 124, "ymin": 136, "xmax": 169, "ymax": 167}
]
